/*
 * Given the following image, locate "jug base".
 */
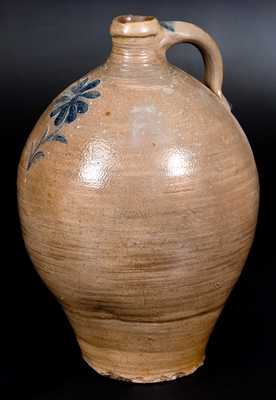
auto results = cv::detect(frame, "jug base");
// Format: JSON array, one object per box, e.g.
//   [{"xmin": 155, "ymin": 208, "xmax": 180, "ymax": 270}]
[{"xmin": 82, "ymin": 352, "xmax": 205, "ymax": 383}]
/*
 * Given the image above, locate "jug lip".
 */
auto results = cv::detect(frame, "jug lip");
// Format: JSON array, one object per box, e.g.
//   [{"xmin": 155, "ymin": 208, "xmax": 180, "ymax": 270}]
[{"xmin": 110, "ymin": 15, "xmax": 161, "ymax": 37}]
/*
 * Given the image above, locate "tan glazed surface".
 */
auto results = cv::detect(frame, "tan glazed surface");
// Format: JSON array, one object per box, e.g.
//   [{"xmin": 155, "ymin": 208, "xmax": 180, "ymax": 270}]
[{"xmin": 17, "ymin": 15, "xmax": 259, "ymax": 383}]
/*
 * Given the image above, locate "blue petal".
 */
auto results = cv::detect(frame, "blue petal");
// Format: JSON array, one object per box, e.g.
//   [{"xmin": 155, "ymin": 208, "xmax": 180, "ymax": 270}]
[
  {"xmin": 80, "ymin": 90, "xmax": 100, "ymax": 99},
  {"xmin": 50, "ymin": 108, "xmax": 60, "ymax": 117},
  {"xmin": 78, "ymin": 78, "xmax": 89, "ymax": 89},
  {"xmin": 79, "ymin": 79, "xmax": 101, "ymax": 92},
  {"xmin": 76, "ymin": 100, "xmax": 88, "ymax": 113},
  {"xmin": 66, "ymin": 103, "xmax": 77, "ymax": 123},
  {"xmin": 50, "ymin": 103, "xmax": 69, "ymax": 117},
  {"xmin": 71, "ymin": 78, "xmax": 89, "ymax": 94},
  {"xmin": 54, "ymin": 106, "xmax": 69, "ymax": 126}
]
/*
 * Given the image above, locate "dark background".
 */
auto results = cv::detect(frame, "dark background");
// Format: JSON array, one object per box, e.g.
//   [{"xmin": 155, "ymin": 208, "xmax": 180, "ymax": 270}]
[{"xmin": 3, "ymin": 0, "xmax": 276, "ymax": 398}]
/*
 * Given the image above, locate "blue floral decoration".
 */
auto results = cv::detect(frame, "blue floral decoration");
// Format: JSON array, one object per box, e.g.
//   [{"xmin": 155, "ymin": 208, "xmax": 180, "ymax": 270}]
[
  {"xmin": 27, "ymin": 126, "xmax": 67, "ymax": 170},
  {"xmin": 26, "ymin": 77, "xmax": 102, "ymax": 171},
  {"xmin": 50, "ymin": 78, "xmax": 101, "ymax": 126}
]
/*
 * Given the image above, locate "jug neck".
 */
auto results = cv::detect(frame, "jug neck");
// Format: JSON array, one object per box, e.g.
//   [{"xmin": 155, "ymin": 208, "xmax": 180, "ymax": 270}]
[
  {"xmin": 109, "ymin": 36, "xmax": 161, "ymax": 66},
  {"xmin": 106, "ymin": 15, "xmax": 166, "ymax": 78}
]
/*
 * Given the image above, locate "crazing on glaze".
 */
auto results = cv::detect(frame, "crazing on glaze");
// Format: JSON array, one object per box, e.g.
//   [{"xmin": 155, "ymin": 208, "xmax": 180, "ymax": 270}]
[{"xmin": 27, "ymin": 77, "xmax": 101, "ymax": 170}]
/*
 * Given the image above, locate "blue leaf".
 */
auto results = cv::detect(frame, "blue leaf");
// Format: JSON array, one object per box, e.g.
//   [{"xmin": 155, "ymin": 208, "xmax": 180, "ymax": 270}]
[
  {"xmin": 66, "ymin": 103, "xmax": 77, "ymax": 123},
  {"xmin": 30, "ymin": 151, "xmax": 45, "ymax": 167},
  {"xmin": 80, "ymin": 90, "xmax": 100, "ymax": 99},
  {"xmin": 76, "ymin": 100, "xmax": 88, "ymax": 114},
  {"xmin": 54, "ymin": 135, "xmax": 67, "ymax": 143},
  {"xmin": 80, "ymin": 79, "xmax": 101, "ymax": 92},
  {"xmin": 46, "ymin": 134, "xmax": 67, "ymax": 143}
]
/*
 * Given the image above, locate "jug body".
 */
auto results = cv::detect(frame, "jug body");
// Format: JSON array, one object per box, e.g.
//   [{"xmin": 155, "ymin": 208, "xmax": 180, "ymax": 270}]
[{"xmin": 17, "ymin": 15, "xmax": 259, "ymax": 382}]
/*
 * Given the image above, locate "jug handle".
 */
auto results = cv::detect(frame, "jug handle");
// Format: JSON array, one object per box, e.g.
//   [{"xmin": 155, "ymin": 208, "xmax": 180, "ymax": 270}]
[{"xmin": 159, "ymin": 21, "xmax": 231, "ymax": 111}]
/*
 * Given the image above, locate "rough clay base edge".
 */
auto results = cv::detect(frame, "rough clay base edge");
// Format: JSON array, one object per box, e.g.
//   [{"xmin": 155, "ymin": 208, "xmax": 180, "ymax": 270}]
[{"xmin": 83, "ymin": 356, "xmax": 205, "ymax": 384}]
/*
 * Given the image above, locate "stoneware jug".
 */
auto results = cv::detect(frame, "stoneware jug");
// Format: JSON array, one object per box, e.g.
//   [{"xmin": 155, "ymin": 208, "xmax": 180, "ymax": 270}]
[{"xmin": 17, "ymin": 15, "xmax": 259, "ymax": 383}]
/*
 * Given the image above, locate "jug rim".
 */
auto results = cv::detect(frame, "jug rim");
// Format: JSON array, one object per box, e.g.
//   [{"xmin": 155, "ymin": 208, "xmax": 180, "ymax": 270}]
[{"xmin": 110, "ymin": 15, "xmax": 161, "ymax": 37}]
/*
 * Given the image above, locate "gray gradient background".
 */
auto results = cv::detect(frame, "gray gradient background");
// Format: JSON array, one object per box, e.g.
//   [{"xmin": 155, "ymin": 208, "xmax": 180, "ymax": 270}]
[{"xmin": 2, "ymin": 0, "xmax": 276, "ymax": 398}]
